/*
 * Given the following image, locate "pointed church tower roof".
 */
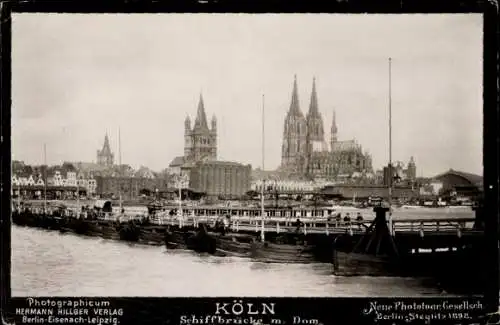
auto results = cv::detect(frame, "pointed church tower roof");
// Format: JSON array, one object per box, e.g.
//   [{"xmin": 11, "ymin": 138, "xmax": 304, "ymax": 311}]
[
  {"xmin": 331, "ymin": 110, "xmax": 338, "ymax": 134},
  {"xmin": 307, "ymin": 77, "xmax": 320, "ymax": 117},
  {"xmin": 102, "ymin": 134, "xmax": 112, "ymax": 154},
  {"xmin": 288, "ymin": 75, "xmax": 304, "ymax": 117},
  {"xmin": 194, "ymin": 93, "xmax": 209, "ymax": 129}
]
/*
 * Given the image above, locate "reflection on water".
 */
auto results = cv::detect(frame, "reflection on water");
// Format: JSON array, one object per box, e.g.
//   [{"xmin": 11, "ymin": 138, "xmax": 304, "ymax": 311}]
[{"xmin": 12, "ymin": 226, "xmax": 452, "ymax": 297}]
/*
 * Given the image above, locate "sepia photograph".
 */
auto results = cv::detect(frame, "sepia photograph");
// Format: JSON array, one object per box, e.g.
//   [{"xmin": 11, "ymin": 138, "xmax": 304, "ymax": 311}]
[{"xmin": 10, "ymin": 13, "xmax": 484, "ymax": 297}]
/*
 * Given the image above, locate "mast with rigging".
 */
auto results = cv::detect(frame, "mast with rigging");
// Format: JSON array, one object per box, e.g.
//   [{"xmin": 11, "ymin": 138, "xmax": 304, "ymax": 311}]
[
  {"xmin": 43, "ymin": 143, "xmax": 47, "ymax": 214},
  {"xmin": 260, "ymin": 94, "xmax": 265, "ymax": 242},
  {"xmin": 118, "ymin": 127, "xmax": 123, "ymax": 214},
  {"xmin": 388, "ymin": 57, "xmax": 394, "ymax": 235}
]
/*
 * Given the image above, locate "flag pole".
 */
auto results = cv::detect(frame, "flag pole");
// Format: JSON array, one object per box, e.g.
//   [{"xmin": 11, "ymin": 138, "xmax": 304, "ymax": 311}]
[
  {"xmin": 388, "ymin": 57, "xmax": 393, "ymax": 235},
  {"xmin": 260, "ymin": 94, "xmax": 265, "ymax": 243},
  {"xmin": 43, "ymin": 143, "xmax": 47, "ymax": 214},
  {"xmin": 119, "ymin": 127, "xmax": 122, "ymax": 214}
]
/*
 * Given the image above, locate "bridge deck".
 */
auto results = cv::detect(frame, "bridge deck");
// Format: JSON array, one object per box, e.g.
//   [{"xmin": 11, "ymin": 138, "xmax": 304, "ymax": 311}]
[{"xmin": 126, "ymin": 214, "xmax": 478, "ymax": 236}]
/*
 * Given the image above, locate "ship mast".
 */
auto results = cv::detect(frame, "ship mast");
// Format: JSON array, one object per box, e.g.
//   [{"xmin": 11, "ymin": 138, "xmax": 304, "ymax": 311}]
[
  {"xmin": 260, "ymin": 94, "xmax": 265, "ymax": 243},
  {"xmin": 388, "ymin": 57, "xmax": 393, "ymax": 235},
  {"xmin": 119, "ymin": 127, "xmax": 122, "ymax": 213},
  {"xmin": 43, "ymin": 143, "xmax": 47, "ymax": 214},
  {"xmin": 76, "ymin": 171, "xmax": 80, "ymax": 212}
]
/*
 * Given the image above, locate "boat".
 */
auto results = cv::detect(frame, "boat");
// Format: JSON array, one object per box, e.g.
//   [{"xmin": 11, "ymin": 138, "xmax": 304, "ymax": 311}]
[
  {"xmin": 139, "ymin": 224, "xmax": 168, "ymax": 246},
  {"xmin": 227, "ymin": 95, "xmax": 317, "ymax": 264},
  {"xmin": 400, "ymin": 204, "xmax": 422, "ymax": 210},
  {"xmin": 250, "ymin": 241, "xmax": 316, "ymax": 263},
  {"xmin": 164, "ymin": 226, "xmax": 191, "ymax": 249},
  {"xmin": 163, "ymin": 223, "xmax": 218, "ymax": 253},
  {"xmin": 333, "ymin": 251, "xmax": 398, "ymax": 276},
  {"xmin": 212, "ymin": 232, "xmax": 255, "ymax": 257},
  {"xmin": 209, "ymin": 228, "xmax": 318, "ymax": 263}
]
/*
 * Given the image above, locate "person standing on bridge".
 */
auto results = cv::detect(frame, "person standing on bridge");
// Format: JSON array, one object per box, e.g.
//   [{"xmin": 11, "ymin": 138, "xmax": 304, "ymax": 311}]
[
  {"xmin": 294, "ymin": 218, "xmax": 304, "ymax": 234},
  {"xmin": 343, "ymin": 213, "xmax": 351, "ymax": 224}
]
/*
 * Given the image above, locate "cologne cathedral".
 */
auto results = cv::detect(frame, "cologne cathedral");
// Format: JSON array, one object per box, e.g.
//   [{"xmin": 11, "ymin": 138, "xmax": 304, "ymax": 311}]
[{"xmin": 280, "ymin": 76, "xmax": 373, "ymax": 180}]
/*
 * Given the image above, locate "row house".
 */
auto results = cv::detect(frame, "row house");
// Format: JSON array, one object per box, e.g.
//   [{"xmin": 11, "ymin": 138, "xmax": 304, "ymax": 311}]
[
  {"xmin": 77, "ymin": 178, "xmax": 98, "ymax": 195},
  {"xmin": 12, "ymin": 171, "xmax": 97, "ymax": 195},
  {"xmin": 12, "ymin": 174, "xmax": 44, "ymax": 187}
]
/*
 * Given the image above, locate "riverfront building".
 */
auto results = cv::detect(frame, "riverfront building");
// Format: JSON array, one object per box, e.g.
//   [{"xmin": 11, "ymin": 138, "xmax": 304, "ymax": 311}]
[
  {"xmin": 168, "ymin": 94, "xmax": 254, "ymax": 199},
  {"xmin": 431, "ymin": 169, "xmax": 483, "ymax": 199},
  {"xmin": 94, "ymin": 176, "xmax": 169, "ymax": 200},
  {"xmin": 12, "ymin": 168, "xmax": 97, "ymax": 198},
  {"xmin": 321, "ymin": 184, "xmax": 418, "ymax": 200},
  {"xmin": 280, "ymin": 76, "xmax": 373, "ymax": 180},
  {"xmin": 189, "ymin": 161, "xmax": 252, "ymax": 199}
]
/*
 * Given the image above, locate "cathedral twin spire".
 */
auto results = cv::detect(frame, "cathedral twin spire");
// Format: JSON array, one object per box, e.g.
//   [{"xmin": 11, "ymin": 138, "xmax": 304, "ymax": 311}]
[
  {"xmin": 308, "ymin": 77, "xmax": 320, "ymax": 118},
  {"xmin": 288, "ymin": 75, "xmax": 303, "ymax": 117},
  {"xmin": 288, "ymin": 75, "xmax": 322, "ymax": 120}
]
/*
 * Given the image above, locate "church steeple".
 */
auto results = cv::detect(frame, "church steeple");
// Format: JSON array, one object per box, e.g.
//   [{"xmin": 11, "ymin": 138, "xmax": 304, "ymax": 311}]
[
  {"xmin": 330, "ymin": 110, "xmax": 338, "ymax": 144},
  {"xmin": 211, "ymin": 114, "xmax": 217, "ymax": 130},
  {"xmin": 308, "ymin": 77, "xmax": 320, "ymax": 117},
  {"xmin": 281, "ymin": 75, "xmax": 307, "ymax": 174},
  {"xmin": 97, "ymin": 133, "xmax": 114, "ymax": 166},
  {"xmin": 288, "ymin": 75, "xmax": 303, "ymax": 117},
  {"xmin": 184, "ymin": 115, "xmax": 191, "ymax": 133},
  {"xmin": 185, "ymin": 93, "xmax": 217, "ymax": 163},
  {"xmin": 102, "ymin": 134, "xmax": 111, "ymax": 154},
  {"xmin": 305, "ymin": 76, "xmax": 326, "ymax": 156},
  {"xmin": 194, "ymin": 94, "xmax": 208, "ymax": 129}
]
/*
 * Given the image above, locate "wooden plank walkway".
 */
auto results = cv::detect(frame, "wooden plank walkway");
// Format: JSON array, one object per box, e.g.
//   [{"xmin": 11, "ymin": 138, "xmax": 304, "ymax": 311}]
[{"xmin": 127, "ymin": 214, "xmax": 477, "ymax": 236}]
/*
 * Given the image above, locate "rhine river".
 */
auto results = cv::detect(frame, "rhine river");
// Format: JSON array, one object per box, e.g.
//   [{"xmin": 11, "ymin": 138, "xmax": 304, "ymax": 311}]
[{"xmin": 11, "ymin": 225, "xmax": 461, "ymax": 297}]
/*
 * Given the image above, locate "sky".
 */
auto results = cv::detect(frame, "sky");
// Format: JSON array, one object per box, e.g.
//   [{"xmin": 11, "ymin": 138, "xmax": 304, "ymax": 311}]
[{"xmin": 12, "ymin": 13, "xmax": 483, "ymax": 177}]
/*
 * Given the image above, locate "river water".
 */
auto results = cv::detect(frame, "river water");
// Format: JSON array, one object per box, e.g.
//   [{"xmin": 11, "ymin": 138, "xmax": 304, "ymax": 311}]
[{"xmin": 11, "ymin": 226, "xmax": 458, "ymax": 297}]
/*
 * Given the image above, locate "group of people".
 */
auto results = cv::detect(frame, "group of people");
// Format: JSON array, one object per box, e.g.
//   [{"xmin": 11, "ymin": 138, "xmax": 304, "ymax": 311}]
[
  {"xmin": 327, "ymin": 212, "xmax": 364, "ymax": 223},
  {"xmin": 214, "ymin": 215, "xmax": 231, "ymax": 235}
]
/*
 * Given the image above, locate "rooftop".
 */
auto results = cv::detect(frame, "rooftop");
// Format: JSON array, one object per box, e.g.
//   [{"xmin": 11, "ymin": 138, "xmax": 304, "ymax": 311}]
[
  {"xmin": 433, "ymin": 169, "xmax": 483, "ymax": 187},
  {"xmin": 169, "ymin": 156, "xmax": 185, "ymax": 167},
  {"xmin": 194, "ymin": 160, "xmax": 250, "ymax": 167}
]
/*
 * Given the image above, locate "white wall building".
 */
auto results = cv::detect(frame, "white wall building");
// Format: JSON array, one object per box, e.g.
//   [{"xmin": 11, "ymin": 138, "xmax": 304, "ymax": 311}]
[
  {"xmin": 87, "ymin": 179, "xmax": 97, "ymax": 194},
  {"xmin": 251, "ymin": 180, "xmax": 319, "ymax": 193},
  {"xmin": 26, "ymin": 175, "xmax": 35, "ymax": 186},
  {"xmin": 77, "ymin": 177, "xmax": 97, "ymax": 195},
  {"xmin": 66, "ymin": 171, "xmax": 77, "ymax": 186},
  {"xmin": 53, "ymin": 171, "xmax": 63, "ymax": 186}
]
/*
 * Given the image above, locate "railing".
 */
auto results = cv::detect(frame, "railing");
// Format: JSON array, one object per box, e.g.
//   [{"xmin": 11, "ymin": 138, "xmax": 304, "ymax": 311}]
[
  {"xmin": 132, "ymin": 214, "xmax": 476, "ymax": 235},
  {"xmin": 19, "ymin": 206, "xmax": 477, "ymax": 236}
]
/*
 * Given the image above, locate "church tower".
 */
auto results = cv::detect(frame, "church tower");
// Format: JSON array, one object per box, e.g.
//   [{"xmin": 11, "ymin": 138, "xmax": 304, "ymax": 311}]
[
  {"xmin": 407, "ymin": 156, "xmax": 417, "ymax": 181},
  {"xmin": 97, "ymin": 134, "xmax": 114, "ymax": 166},
  {"xmin": 306, "ymin": 77, "xmax": 327, "ymax": 155},
  {"xmin": 185, "ymin": 94, "xmax": 217, "ymax": 162},
  {"xmin": 330, "ymin": 109, "xmax": 338, "ymax": 151},
  {"xmin": 184, "ymin": 115, "xmax": 192, "ymax": 157},
  {"xmin": 281, "ymin": 75, "xmax": 307, "ymax": 173}
]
